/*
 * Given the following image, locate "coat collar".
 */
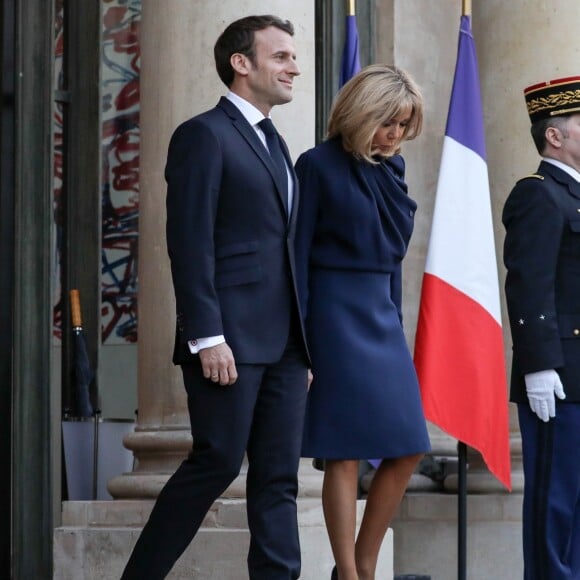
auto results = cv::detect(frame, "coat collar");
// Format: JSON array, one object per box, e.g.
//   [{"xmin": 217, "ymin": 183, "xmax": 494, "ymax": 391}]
[{"xmin": 539, "ymin": 160, "xmax": 580, "ymax": 200}]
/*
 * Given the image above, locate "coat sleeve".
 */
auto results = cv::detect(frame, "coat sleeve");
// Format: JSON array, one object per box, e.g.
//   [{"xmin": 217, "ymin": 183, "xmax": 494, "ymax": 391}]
[
  {"xmin": 294, "ymin": 151, "xmax": 320, "ymax": 322},
  {"xmin": 165, "ymin": 119, "xmax": 224, "ymax": 343},
  {"xmin": 502, "ymin": 178, "xmax": 565, "ymax": 374}
]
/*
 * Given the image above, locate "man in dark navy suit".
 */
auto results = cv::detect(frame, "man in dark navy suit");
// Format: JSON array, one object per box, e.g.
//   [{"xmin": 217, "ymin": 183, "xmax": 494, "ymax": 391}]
[
  {"xmin": 121, "ymin": 15, "xmax": 309, "ymax": 580},
  {"xmin": 503, "ymin": 76, "xmax": 580, "ymax": 580}
]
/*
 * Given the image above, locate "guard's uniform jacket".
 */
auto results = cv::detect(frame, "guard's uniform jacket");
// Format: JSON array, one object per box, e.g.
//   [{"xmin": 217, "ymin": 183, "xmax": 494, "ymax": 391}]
[{"xmin": 503, "ymin": 160, "xmax": 580, "ymax": 403}]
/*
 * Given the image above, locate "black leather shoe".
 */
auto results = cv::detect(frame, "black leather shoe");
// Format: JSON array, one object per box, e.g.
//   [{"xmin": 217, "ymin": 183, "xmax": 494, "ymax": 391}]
[{"xmin": 331, "ymin": 565, "xmax": 338, "ymax": 580}]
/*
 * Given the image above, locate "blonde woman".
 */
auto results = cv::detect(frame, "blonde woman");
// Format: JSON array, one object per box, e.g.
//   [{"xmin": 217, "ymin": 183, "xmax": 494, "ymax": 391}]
[{"xmin": 295, "ymin": 64, "xmax": 430, "ymax": 580}]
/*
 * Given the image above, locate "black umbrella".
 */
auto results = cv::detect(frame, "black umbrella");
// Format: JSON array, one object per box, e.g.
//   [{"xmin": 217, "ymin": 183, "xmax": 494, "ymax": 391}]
[
  {"xmin": 70, "ymin": 289, "xmax": 94, "ymax": 417},
  {"xmin": 70, "ymin": 289, "xmax": 100, "ymax": 500}
]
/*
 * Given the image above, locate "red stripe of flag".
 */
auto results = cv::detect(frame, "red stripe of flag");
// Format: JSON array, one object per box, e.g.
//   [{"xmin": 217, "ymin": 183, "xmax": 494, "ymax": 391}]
[{"xmin": 415, "ymin": 274, "xmax": 511, "ymax": 489}]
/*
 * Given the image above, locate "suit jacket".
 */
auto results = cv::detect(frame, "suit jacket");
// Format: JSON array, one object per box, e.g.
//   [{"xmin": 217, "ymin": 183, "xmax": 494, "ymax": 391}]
[
  {"xmin": 503, "ymin": 161, "xmax": 580, "ymax": 402},
  {"xmin": 165, "ymin": 97, "xmax": 308, "ymax": 365}
]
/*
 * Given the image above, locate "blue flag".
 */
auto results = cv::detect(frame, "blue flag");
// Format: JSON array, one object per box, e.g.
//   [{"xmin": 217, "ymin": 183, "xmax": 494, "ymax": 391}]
[{"xmin": 340, "ymin": 14, "xmax": 361, "ymax": 87}]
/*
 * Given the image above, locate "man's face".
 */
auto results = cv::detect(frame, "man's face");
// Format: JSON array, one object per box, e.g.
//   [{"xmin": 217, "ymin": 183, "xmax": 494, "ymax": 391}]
[
  {"xmin": 558, "ymin": 114, "xmax": 580, "ymax": 172},
  {"xmin": 243, "ymin": 26, "xmax": 300, "ymax": 115}
]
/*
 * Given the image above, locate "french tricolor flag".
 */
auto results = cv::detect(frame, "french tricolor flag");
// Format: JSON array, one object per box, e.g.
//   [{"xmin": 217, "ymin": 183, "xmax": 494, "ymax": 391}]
[{"xmin": 414, "ymin": 15, "xmax": 511, "ymax": 490}]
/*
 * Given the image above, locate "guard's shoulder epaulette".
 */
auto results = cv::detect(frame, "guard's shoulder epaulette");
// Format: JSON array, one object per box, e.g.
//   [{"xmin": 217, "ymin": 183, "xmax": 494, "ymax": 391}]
[{"xmin": 517, "ymin": 174, "xmax": 544, "ymax": 183}]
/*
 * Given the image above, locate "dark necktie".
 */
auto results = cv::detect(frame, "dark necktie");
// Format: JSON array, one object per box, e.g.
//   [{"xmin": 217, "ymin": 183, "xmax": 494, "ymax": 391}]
[{"xmin": 258, "ymin": 118, "xmax": 289, "ymax": 211}]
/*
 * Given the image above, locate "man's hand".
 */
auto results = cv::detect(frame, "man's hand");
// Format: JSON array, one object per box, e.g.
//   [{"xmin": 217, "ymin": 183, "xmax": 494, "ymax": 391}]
[
  {"xmin": 524, "ymin": 369, "xmax": 565, "ymax": 422},
  {"xmin": 199, "ymin": 342, "xmax": 238, "ymax": 386}
]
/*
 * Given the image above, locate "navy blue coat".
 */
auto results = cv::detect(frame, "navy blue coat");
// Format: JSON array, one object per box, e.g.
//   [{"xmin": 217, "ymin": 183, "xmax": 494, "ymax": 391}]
[
  {"xmin": 294, "ymin": 137, "xmax": 430, "ymax": 460},
  {"xmin": 294, "ymin": 137, "xmax": 414, "ymax": 323},
  {"xmin": 165, "ymin": 97, "xmax": 307, "ymax": 365},
  {"xmin": 503, "ymin": 161, "xmax": 580, "ymax": 402}
]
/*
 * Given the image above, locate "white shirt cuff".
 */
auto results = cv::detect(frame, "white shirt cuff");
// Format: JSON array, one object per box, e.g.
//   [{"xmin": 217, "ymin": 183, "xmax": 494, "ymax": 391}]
[{"xmin": 188, "ymin": 335, "xmax": 225, "ymax": 354}]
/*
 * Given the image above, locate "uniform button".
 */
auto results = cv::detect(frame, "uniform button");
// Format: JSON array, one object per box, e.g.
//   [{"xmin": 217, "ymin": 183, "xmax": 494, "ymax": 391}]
[
  {"xmin": 577, "ymin": 208, "xmax": 580, "ymax": 212},
  {"xmin": 574, "ymin": 329, "xmax": 580, "ymax": 336}
]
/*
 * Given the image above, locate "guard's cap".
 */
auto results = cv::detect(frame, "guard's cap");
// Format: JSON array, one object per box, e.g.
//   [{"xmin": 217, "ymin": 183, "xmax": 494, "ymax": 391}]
[{"xmin": 524, "ymin": 76, "xmax": 580, "ymax": 123}]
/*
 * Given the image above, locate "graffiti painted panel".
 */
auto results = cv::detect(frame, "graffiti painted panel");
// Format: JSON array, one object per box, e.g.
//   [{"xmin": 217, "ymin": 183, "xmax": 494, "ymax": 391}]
[
  {"xmin": 52, "ymin": 0, "xmax": 65, "ymax": 341},
  {"xmin": 101, "ymin": 0, "xmax": 141, "ymax": 344}
]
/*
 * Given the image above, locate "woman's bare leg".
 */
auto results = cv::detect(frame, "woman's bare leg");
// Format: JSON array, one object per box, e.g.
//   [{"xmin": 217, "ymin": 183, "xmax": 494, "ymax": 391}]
[
  {"xmin": 355, "ymin": 454, "xmax": 423, "ymax": 580},
  {"xmin": 322, "ymin": 459, "xmax": 360, "ymax": 580}
]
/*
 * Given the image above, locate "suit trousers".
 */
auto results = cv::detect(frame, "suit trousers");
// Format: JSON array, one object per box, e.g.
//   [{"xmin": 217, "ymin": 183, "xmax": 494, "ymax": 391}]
[
  {"xmin": 121, "ymin": 331, "xmax": 308, "ymax": 580},
  {"xmin": 519, "ymin": 402, "xmax": 580, "ymax": 580}
]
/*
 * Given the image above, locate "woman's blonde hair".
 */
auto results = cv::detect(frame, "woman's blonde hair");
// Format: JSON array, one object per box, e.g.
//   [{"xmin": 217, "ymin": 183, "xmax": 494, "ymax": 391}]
[{"xmin": 327, "ymin": 64, "xmax": 423, "ymax": 162}]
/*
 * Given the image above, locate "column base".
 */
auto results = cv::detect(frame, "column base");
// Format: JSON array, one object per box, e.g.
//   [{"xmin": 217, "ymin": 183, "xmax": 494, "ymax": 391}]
[
  {"xmin": 444, "ymin": 470, "xmax": 524, "ymax": 493},
  {"xmin": 108, "ymin": 458, "xmax": 323, "ymax": 499}
]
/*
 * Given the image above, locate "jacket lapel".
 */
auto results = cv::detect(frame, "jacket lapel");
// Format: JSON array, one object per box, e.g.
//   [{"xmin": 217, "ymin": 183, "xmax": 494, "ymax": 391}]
[
  {"xmin": 279, "ymin": 135, "xmax": 298, "ymax": 226},
  {"xmin": 217, "ymin": 97, "xmax": 290, "ymax": 218}
]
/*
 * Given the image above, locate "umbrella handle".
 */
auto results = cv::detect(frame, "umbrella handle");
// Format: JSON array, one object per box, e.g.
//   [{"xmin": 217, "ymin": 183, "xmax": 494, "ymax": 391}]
[{"xmin": 70, "ymin": 289, "xmax": 82, "ymax": 328}]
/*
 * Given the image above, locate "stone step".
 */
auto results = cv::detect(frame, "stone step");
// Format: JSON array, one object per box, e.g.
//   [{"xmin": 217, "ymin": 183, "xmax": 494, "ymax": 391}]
[{"xmin": 54, "ymin": 498, "xmax": 394, "ymax": 580}]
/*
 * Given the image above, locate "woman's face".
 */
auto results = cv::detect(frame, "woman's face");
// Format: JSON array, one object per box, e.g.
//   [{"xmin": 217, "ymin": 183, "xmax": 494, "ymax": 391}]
[{"xmin": 372, "ymin": 106, "xmax": 412, "ymax": 155}]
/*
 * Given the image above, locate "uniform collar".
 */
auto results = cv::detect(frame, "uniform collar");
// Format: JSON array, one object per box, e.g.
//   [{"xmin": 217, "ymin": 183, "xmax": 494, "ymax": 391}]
[{"xmin": 542, "ymin": 157, "xmax": 580, "ymax": 183}]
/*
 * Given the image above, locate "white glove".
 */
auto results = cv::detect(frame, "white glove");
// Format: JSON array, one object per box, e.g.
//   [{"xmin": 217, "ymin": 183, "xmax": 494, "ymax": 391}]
[{"xmin": 524, "ymin": 369, "xmax": 566, "ymax": 422}]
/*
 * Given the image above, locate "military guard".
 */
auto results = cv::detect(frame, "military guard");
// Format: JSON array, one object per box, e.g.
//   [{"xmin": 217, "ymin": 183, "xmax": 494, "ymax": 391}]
[{"xmin": 503, "ymin": 76, "xmax": 580, "ymax": 580}]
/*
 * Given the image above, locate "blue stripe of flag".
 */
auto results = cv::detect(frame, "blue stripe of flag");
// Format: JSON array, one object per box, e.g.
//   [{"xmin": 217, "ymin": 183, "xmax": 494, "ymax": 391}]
[
  {"xmin": 340, "ymin": 15, "xmax": 361, "ymax": 87},
  {"xmin": 445, "ymin": 15, "xmax": 487, "ymax": 161}
]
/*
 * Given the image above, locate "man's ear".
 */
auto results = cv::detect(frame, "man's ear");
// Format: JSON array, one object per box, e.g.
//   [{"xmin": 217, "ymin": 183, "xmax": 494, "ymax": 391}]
[
  {"xmin": 230, "ymin": 53, "xmax": 250, "ymax": 77},
  {"xmin": 545, "ymin": 126, "xmax": 563, "ymax": 149}
]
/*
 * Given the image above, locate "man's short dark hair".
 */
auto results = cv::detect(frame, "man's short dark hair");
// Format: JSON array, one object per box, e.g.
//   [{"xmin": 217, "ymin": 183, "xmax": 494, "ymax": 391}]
[
  {"xmin": 530, "ymin": 115, "xmax": 570, "ymax": 155},
  {"xmin": 214, "ymin": 15, "xmax": 294, "ymax": 87}
]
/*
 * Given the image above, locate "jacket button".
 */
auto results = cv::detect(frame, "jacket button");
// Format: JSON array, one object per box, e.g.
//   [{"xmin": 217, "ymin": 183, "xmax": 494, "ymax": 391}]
[{"xmin": 574, "ymin": 329, "xmax": 580, "ymax": 336}]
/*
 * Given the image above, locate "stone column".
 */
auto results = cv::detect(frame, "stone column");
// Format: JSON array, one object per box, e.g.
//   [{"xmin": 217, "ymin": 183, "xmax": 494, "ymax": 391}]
[
  {"xmin": 109, "ymin": 0, "xmax": 318, "ymax": 500},
  {"xmin": 461, "ymin": 0, "xmax": 580, "ymax": 494},
  {"xmin": 375, "ymin": 0, "xmax": 580, "ymax": 496}
]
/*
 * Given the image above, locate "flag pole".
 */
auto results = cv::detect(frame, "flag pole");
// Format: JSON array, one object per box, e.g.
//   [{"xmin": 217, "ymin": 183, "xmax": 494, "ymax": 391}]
[
  {"xmin": 457, "ymin": 0, "xmax": 471, "ymax": 580},
  {"xmin": 458, "ymin": 3, "xmax": 470, "ymax": 577},
  {"xmin": 457, "ymin": 10, "xmax": 471, "ymax": 580},
  {"xmin": 347, "ymin": 0, "xmax": 356, "ymax": 16},
  {"xmin": 458, "ymin": 441, "xmax": 467, "ymax": 580}
]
